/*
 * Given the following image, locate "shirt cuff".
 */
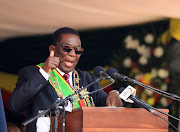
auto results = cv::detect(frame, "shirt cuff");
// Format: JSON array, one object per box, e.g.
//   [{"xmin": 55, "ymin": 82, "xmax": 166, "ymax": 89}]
[{"xmin": 39, "ymin": 68, "xmax": 49, "ymax": 81}]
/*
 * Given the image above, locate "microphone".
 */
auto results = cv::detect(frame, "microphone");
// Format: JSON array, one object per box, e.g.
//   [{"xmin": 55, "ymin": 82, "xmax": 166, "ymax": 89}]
[
  {"xmin": 119, "ymin": 86, "xmax": 158, "ymax": 116},
  {"xmin": 106, "ymin": 68, "xmax": 127, "ymax": 81},
  {"xmin": 93, "ymin": 66, "xmax": 114, "ymax": 82},
  {"xmin": 107, "ymin": 68, "xmax": 180, "ymax": 101},
  {"xmin": 66, "ymin": 66, "xmax": 114, "ymax": 102},
  {"xmin": 66, "ymin": 66, "xmax": 116, "ymax": 100},
  {"xmin": 23, "ymin": 70, "xmax": 110, "ymax": 127},
  {"xmin": 66, "ymin": 75, "xmax": 103, "ymax": 102}
]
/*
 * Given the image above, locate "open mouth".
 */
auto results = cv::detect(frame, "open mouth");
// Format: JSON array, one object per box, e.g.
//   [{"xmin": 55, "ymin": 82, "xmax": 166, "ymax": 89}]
[{"xmin": 65, "ymin": 60, "xmax": 73, "ymax": 67}]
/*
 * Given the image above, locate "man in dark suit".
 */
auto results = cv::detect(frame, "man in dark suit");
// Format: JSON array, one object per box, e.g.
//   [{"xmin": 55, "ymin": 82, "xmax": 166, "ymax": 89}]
[{"xmin": 9, "ymin": 27, "xmax": 122, "ymax": 132}]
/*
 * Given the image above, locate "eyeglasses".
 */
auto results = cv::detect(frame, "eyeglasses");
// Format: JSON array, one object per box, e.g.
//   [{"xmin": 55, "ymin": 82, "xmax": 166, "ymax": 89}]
[{"xmin": 56, "ymin": 44, "xmax": 84, "ymax": 55}]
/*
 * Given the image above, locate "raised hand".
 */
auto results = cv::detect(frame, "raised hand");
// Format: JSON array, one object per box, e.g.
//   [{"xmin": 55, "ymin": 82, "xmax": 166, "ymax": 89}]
[{"xmin": 42, "ymin": 50, "xmax": 60, "ymax": 73}]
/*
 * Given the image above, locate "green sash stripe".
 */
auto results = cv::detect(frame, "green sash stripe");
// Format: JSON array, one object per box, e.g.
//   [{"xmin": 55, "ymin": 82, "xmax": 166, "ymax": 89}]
[
  {"xmin": 36, "ymin": 63, "xmax": 80, "ymax": 109},
  {"xmin": 86, "ymin": 98, "xmax": 91, "ymax": 107}
]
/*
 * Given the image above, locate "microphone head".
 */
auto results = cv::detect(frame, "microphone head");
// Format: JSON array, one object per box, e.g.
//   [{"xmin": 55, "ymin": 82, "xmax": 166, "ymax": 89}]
[
  {"xmin": 106, "ymin": 68, "xmax": 126, "ymax": 81},
  {"xmin": 119, "ymin": 87, "xmax": 125, "ymax": 93},
  {"xmin": 93, "ymin": 66, "xmax": 105, "ymax": 77},
  {"xmin": 119, "ymin": 85, "xmax": 136, "ymax": 103},
  {"xmin": 106, "ymin": 68, "xmax": 118, "ymax": 78}
]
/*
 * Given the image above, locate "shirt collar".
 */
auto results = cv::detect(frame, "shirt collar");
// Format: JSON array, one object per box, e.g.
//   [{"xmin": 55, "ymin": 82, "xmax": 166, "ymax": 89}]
[{"xmin": 56, "ymin": 68, "xmax": 73, "ymax": 78}]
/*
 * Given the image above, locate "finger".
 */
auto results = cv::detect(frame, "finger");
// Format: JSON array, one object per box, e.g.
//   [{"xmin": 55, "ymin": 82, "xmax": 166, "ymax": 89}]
[
  {"xmin": 49, "ymin": 50, "xmax": 54, "ymax": 57},
  {"xmin": 111, "ymin": 97, "xmax": 117, "ymax": 107},
  {"xmin": 49, "ymin": 56, "xmax": 60, "ymax": 61},
  {"xmin": 106, "ymin": 97, "xmax": 111, "ymax": 106},
  {"xmin": 49, "ymin": 63, "xmax": 58, "ymax": 69},
  {"xmin": 50, "ymin": 59, "xmax": 60, "ymax": 67},
  {"xmin": 49, "ymin": 57, "xmax": 60, "ymax": 65},
  {"xmin": 119, "ymin": 99, "xmax": 123, "ymax": 107}
]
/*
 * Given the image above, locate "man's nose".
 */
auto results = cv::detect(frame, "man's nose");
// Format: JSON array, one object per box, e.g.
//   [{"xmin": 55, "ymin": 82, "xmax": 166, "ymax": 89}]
[{"xmin": 69, "ymin": 48, "xmax": 76, "ymax": 56}]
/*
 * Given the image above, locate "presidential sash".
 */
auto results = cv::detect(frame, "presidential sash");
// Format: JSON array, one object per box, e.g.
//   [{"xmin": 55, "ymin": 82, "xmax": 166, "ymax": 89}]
[{"xmin": 37, "ymin": 63, "xmax": 95, "ymax": 108}]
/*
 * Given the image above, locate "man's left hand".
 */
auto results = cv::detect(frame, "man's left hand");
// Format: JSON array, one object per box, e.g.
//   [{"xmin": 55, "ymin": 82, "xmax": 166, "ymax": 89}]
[{"xmin": 106, "ymin": 91, "xmax": 123, "ymax": 107}]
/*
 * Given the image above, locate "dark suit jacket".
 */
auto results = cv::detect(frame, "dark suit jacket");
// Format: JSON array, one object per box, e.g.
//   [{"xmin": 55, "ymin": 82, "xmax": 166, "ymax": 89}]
[{"xmin": 9, "ymin": 66, "xmax": 107, "ymax": 132}]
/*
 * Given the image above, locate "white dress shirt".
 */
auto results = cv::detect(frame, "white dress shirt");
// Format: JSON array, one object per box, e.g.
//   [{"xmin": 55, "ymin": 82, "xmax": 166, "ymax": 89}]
[{"xmin": 39, "ymin": 68, "xmax": 73, "ymax": 87}]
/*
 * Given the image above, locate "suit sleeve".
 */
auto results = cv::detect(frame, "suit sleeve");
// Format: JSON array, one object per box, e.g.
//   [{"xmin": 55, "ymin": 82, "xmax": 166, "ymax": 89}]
[
  {"xmin": 9, "ymin": 66, "xmax": 49, "ymax": 113},
  {"xmin": 79, "ymin": 70, "xmax": 108, "ymax": 106},
  {"xmin": 93, "ymin": 81, "xmax": 108, "ymax": 106}
]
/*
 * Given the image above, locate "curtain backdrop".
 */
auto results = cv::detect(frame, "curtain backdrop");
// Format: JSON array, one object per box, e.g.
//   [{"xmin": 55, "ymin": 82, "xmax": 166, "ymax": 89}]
[{"xmin": 0, "ymin": 0, "xmax": 179, "ymax": 40}]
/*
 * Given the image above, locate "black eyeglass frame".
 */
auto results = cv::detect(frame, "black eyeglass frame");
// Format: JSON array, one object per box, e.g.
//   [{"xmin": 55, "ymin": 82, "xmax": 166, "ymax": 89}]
[{"xmin": 56, "ymin": 44, "xmax": 84, "ymax": 55}]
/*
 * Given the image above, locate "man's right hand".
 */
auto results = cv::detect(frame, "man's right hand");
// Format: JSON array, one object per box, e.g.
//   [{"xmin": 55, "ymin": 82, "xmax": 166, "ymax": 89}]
[{"xmin": 42, "ymin": 50, "xmax": 60, "ymax": 73}]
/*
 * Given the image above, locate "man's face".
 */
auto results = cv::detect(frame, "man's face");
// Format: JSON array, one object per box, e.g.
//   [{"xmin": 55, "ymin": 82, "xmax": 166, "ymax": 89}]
[{"xmin": 54, "ymin": 34, "xmax": 82, "ymax": 73}]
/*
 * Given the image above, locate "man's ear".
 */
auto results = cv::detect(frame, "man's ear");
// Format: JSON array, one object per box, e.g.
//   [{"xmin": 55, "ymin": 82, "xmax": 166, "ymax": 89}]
[{"xmin": 49, "ymin": 45, "xmax": 55, "ymax": 53}]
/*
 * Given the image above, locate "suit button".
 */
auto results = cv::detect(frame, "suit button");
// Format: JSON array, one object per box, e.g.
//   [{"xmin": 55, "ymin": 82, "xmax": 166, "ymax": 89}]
[{"xmin": 36, "ymin": 84, "xmax": 43, "ymax": 90}]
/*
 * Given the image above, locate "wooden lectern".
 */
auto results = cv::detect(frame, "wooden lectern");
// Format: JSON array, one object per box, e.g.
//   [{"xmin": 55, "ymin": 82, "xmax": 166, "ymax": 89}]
[{"xmin": 54, "ymin": 107, "xmax": 168, "ymax": 132}]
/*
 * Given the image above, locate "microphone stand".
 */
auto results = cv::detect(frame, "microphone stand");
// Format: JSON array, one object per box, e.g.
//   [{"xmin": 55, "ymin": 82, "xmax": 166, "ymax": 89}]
[
  {"xmin": 118, "ymin": 79, "xmax": 180, "ymax": 131},
  {"xmin": 61, "ymin": 105, "xmax": 66, "ymax": 132},
  {"xmin": 22, "ymin": 75, "xmax": 106, "ymax": 131},
  {"xmin": 146, "ymin": 102, "xmax": 180, "ymax": 131},
  {"xmin": 65, "ymin": 76, "xmax": 104, "ymax": 101},
  {"xmin": 147, "ymin": 103, "xmax": 180, "ymax": 122},
  {"xmin": 122, "ymin": 75, "xmax": 180, "ymax": 101},
  {"xmin": 22, "ymin": 98, "xmax": 68, "ymax": 132},
  {"xmin": 51, "ymin": 100, "xmax": 60, "ymax": 132}
]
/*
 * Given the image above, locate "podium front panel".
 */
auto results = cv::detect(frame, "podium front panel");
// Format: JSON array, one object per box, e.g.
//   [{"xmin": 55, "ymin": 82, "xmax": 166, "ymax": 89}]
[{"xmin": 55, "ymin": 107, "xmax": 168, "ymax": 132}]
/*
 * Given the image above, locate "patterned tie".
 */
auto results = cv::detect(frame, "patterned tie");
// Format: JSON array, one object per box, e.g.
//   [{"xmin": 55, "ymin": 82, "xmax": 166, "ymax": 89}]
[{"xmin": 63, "ymin": 74, "xmax": 70, "ymax": 85}]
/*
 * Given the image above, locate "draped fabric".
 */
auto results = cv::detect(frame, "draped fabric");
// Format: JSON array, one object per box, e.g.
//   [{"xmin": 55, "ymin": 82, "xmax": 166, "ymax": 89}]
[{"xmin": 0, "ymin": 0, "xmax": 180, "ymax": 40}]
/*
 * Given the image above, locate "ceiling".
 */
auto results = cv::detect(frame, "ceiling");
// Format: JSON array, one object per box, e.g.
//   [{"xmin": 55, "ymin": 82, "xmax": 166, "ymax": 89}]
[{"xmin": 0, "ymin": 0, "xmax": 180, "ymax": 40}]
